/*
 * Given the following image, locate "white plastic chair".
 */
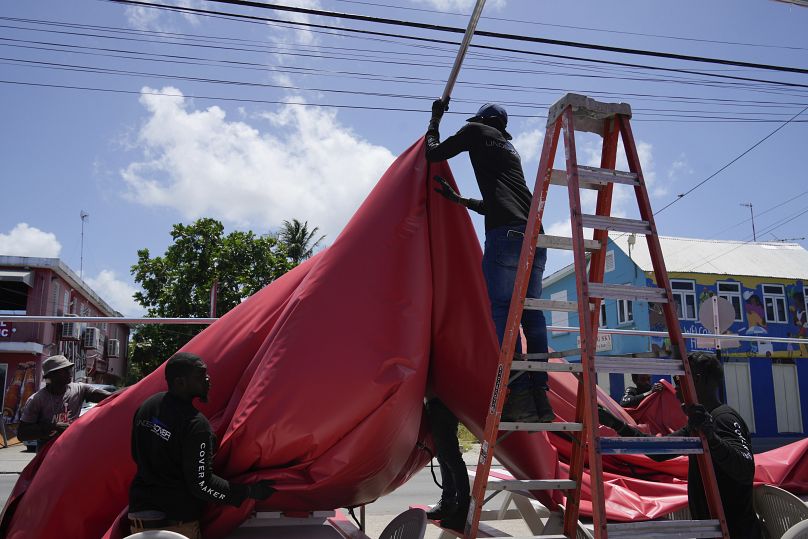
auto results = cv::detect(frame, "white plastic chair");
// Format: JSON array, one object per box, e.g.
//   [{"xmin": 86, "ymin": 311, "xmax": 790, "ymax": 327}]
[
  {"xmin": 379, "ymin": 508, "xmax": 427, "ymax": 539},
  {"xmin": 783, "ymin": 519, "xmax": 808, "ymax": 539},
  {"xmin": 754, "ymin": 484, "xmax": 808, "ymax": 539},
  {"xmin": 124, "ymin": 531, "xmax": 189, "ymax": 539}
]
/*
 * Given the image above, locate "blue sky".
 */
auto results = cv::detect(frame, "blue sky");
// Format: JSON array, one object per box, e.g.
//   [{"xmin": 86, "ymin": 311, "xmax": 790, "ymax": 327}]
[{"xmin": 1, "ymin": 0, "xmax": 806, "ymax": 316}]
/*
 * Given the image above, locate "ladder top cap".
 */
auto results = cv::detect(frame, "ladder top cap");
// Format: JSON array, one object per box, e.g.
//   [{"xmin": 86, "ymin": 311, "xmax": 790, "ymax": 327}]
[{"xmin": 547, "ymin": 93, "xmax": 632, "ymax": 135}]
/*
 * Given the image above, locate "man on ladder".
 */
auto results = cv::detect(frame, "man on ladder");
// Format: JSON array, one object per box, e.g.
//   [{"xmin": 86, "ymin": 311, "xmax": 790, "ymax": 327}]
[{"xmin": 425, "ymin": 99, "xmax": 555, "ymax": 425}]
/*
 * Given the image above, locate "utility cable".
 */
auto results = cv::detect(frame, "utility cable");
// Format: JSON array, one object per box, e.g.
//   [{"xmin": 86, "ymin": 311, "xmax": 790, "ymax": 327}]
[
  {"xmin": 655, "ymin": 104, "xmax": 808, "ymax": 214},
  {"xmin": 179, "ymin": 0, "xmax": 808, "ymax": 75},
  {"xmin": 98, "ymin": 0, "xmax": 808, "ymax": 90}
]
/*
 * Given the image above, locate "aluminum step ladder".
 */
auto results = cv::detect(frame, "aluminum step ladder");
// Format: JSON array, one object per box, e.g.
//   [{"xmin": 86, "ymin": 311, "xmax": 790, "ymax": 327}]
[{"xmin": 464, "ymin": 93, "xmax": 729, "ymax": 539}]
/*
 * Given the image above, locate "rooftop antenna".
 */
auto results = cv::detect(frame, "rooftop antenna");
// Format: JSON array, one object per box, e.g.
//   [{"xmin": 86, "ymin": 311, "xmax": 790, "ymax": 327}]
[
  {"xmin": 740, "ymin": 202, "xmax": 756, "ymax": 241},
  {"xmin": 80, "ymin": 211, "xmax": 89, "ymax": 278}
]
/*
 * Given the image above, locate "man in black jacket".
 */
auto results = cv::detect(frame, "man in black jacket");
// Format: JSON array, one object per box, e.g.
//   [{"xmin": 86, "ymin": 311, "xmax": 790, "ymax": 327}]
[
  {"xmin": 128, "ymin": 352, "xmax": 276, "ymax": 538},
  {"xmin": 425, "ymin": 99, "xmax": 553, "ymax": 425},
  {"xmin": 599, "ymin": 352, "xmax": 763, "ymax": 539},
  {"xmin": 620, "ymin": 373, "xmax": 663, "ymax": 408}
]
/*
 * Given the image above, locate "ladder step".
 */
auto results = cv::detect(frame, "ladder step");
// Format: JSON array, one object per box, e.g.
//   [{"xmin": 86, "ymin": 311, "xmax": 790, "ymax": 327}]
[
  {"xmin": 593, "ymin": 357, "xmax": 685, "ymax": 375},
  {"xmin": 524, "ymin": 298, "xmax": 578, "ymax": 312},
  {"xmin": 514, "ymin": 348, "xmax": 582, "ymax": 360},
  {"xmin": 499, "ymin": 422, "xmax": 583, "ymax": 432},
  {"xmin": 588, "ymin": 283, "xmax": 668, "ymax": 303},
  {"xmin": 535, "ymin": 234, "xmax": 601, "ymax": 252},
  {"xmin": 549, "ymin": 166, "xmax": 640, "ymax": 190},
  {"xmin": 486, "ymin": 479, "xmax": 577, "ymax": 491},
  {"xmin": 581, "ymin": 214, "xmax": 652, "ymax": 234},
  {"xmin": 607, "ymin": 519, "xmax": 723, "ymax": 539},
  {"xmin": 599, "ymin": 436, "xmax": 703, "ymax": 455},
  {"xmin": 511, "ymin": 361, "xmax": 583, "ymax": 373}
]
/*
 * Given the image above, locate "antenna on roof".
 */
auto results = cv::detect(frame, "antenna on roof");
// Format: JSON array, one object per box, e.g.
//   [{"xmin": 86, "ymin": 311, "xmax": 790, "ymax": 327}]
[
  {"xmin": 80, "ymin": 211, "xmax": 89, "ymax": 278},
  {"xmin": 740, "ymin": 203, "xmax": 756, "ymax": 241}
]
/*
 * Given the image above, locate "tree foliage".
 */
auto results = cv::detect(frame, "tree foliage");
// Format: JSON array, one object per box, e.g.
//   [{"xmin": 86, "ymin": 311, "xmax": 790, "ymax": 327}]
[
  {"xmin": 127, "ymin": 218, "xmax": 297, "ymax": 381},
  {"xmin": 279, "ymin": 219, "xmax": 326, "ymax": 264}
]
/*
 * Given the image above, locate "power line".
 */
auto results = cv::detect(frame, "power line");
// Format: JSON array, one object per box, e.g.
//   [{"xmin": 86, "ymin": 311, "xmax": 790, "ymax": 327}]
[
  {"xmin": 655, "ymin": 104, "xmax": 808, "ymax": 214},
  {"xmin": 183, "ymin": 0, "xmax": 808, "ymax": 75},
  {"xmin": 101, "ymin": 0, "xmax": 808, "ymax": 91},
  {"xmin": 330, "ymin": 0, "xmax": 808, "ymax": 52}
]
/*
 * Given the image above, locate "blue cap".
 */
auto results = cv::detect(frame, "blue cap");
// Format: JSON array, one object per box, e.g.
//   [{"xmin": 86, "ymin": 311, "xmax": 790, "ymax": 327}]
[{"xmin": 466, "ymin": 103, "xmax": 511, "ymax": 140}]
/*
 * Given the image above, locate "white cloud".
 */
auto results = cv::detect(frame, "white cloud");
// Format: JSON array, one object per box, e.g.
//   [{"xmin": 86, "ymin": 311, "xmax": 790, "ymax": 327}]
[
  {"xmin": 0, "ymin": 223, "xmax": 62, "ymax": 258},
  {"xmin": 512, "ymin": 128, "xmax": 543, "ymax": 164},
  {"xmin": 411, "ymin": 0, "xmax": 507, "ymax": 11},
  {"xmin": 266, "ymin": 0, "xmax": 325, "ymax": 48},
  {"xmin": 85, "ymin": 270, "xmax": 144, "ymax": 317},
  {"xmin": 125, "ymin": 0, "xmax": 203, "ymax": 31},
  {"xmin": 122, "ymin": 87, "xmax": 396, "ymax": 241}
]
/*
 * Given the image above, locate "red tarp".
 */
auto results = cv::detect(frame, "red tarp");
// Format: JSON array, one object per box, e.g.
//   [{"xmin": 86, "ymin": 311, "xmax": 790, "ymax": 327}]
[{"xmin": 2, "ymin": 140, "xmax": 806, "ymax": 538}]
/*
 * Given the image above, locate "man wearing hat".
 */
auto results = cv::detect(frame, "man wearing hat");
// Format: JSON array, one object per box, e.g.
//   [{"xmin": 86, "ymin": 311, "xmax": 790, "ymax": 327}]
[
  {"xmin": 425, "ymin": 100, "xmax": 553, "ymax": 425},
  {"xmin": 17, "ymin": 354, "xmax": 111, "ymax": 449}
]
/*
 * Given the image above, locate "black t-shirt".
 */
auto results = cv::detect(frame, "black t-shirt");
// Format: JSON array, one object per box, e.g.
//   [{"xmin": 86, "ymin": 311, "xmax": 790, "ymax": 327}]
[
  {"xmin": 129, "ymin": 392, "xmax": 249, "ymax": 521},
  {"xmin": 620, "ymin": 386, "xmax": 647, "ymax": 408},
  {"xmin": 620, "ymin": 404, "xmax": 762, "ymax": 539},
  {"xmin": 425, "ymin": 122, "xmax": 533, "ymax": 231}
]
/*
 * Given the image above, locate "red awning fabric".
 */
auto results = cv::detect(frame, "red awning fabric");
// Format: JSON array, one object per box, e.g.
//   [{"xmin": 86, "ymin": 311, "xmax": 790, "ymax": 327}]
[{"xmin": 2, "ymin": 139, "xmax": 806, "ymax": 538}]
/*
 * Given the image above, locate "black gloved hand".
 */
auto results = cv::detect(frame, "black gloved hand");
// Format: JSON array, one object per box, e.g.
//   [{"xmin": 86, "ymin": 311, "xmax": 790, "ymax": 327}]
[
  {"xmin": 433, "ymin": 175, "xmax": 461, "ymax": 203},
  {"xmin": 686, "ymin": 404, "xmax": 716, "ymax": 440},
  {"xmin": 248, "ymin": 479, "xmax": 277, "ymax": 501},
  {"xmin": 430, "ymin": 98, "xmax": 449, "ymax": 122},
  {"xmin": 597, "ymin": 406, "xmax": 625, "ymax": 431},
  {"xmin": 651, "ymin": 382, "xmax": 664, "ymax": 393}
]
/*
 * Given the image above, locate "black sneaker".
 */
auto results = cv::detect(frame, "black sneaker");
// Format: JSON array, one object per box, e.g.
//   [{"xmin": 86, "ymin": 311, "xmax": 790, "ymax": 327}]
[
  {"xmin": 501, "ymin": 388, "xmax": 540, "ymax": 422},
  {"xmin": 533, "ymin": 388, "xmax": 556, "ymax": 423},
  {"xmin": 440, "ymin": 495, "xmax": 469, "ymax": 532},
  {"xmin": 426, "ymin": 495, "xmax": 457, "ymax": 520}
]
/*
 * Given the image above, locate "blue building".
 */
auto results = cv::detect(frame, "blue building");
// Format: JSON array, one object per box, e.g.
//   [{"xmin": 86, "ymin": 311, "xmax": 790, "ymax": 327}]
[{"xmin": 542, "ymin": 235, "xmax": 808, "ymax": 442}]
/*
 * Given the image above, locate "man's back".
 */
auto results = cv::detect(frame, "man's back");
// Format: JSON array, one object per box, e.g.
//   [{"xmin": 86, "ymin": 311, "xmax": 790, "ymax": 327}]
[
  {"xmin": 130, "ymin": 391, "xmax": 210, "ymax": 521},
  {"xmin": 684, "ymin": 404, "xmax": 761, "ymax": 539}
]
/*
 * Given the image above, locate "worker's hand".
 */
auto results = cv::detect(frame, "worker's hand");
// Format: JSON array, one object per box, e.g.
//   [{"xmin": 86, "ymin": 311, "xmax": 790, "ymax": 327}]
[
  {"xmin": 597, "ymin": 406, "xmax": 624, "ymax": 431},
  {"xmin": 686, "ymin": 404, "xmax": 716, "ymax": 440},
  {"xmin": 433, "ymin": 175, "xmax": 461, "ymax": 203},
  {"xmin": 651, "ymin": 382, "xmax": 664, "ymax": 393},
  {"xmin": 54, "ymin": 422, "xmax": 69, "ymax": 433},
  {"xmin": 248, "ymin": 479, "xmax": 277, "ymax": 501},
  {"xmin": 431, "ymin": 98, "xmax": 449, "ymax": 121}
]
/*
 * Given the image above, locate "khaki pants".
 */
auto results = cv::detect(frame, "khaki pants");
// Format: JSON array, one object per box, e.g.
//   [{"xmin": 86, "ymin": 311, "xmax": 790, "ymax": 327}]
[{"xmin": 129, "ymin": 519, "xmax": 201, "ymax": 539}]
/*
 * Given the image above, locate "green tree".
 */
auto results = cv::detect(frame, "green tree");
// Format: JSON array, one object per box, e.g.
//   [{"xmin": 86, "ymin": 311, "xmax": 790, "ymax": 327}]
[
  {"xmin": 279, "ymin": 219, "xmax": 326, "ymax": 264},
  {"xmin": 127, "ymin": 218, "xmax": 294, "ymax": 381}
]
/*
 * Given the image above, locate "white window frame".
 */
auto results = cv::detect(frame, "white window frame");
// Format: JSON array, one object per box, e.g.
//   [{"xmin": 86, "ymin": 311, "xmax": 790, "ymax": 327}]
[
  {"xmin": 617, "ymin": 298, "xmax": 633, "ymax": 325},
  {"xmin": 762, "ymin": 284, "xmax": 788, "ymax": 324},
  {"xmin": 773, "ymin": 363, "xmax": 803, "ymax": 433},
  {"xmin": 671, "ymin": 280, "xmax": 697, "ymax": 320},
  {"xmin": 717, "ymin": 281, "xmax": 744, "ymax": 323}
]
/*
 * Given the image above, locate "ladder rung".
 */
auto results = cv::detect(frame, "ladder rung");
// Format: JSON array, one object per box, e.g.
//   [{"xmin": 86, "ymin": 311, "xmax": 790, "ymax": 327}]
[
  {"xmin": 607, "ymin": 520, "xmax": 723, "ymax": 539},
  {"xmin": 499, "ymin": 422, "xmax": 583, "ymax": 432},
  {"xmin": 593, "ymin": 357, "xmax": 685, "ymax": 375},
  {"xmin": 628, "ymin": 351, "xmax": 668, "ymax": 358},
  {"xmin": 550, "ymin": 166, "xmax": 641, "ymax": 190},
  {"xmin": 588, "ymin": 283, "xmax": 668, "ymax": 303},
  {"xmin": 515, "ymin": 348, "xmax": 582, "ymax": 360},
  {"xmin": 581, "ymin": 214, "xmax": 652, "ymax": 234},
  {"xmin": 524, "ymin": 298, "xmax": 578, "ymax": 312},
  {"xmin": 599, "ymin": 437, "xmax": 703, "ymax": 455},
  {"xmin": 486, "ymin": 479, "xmax": 577, "ymax": 491},
  {"xmin": 511, "ymin": 361, "xmax": 583, "ymax": 373},
  {"xmin": 535, "ymin": 234, "xmax": 601, "ymax": 252}
]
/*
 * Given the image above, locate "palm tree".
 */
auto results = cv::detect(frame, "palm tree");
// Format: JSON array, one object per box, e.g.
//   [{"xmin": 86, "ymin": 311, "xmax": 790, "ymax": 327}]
[{"xmin": 280, "ymin": 219, "xmax": 326, "ymax": 264}]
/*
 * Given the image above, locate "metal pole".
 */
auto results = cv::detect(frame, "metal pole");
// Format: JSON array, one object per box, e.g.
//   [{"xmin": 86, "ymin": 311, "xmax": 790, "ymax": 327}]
[
  {"xmin": 741, "ymin": 203, "xmax": 756, "ymax": 241},
  {"xmin": 441, "ymin": 0, "xmax": 486, "ymax": 102},
  {"xmin": 79, "ymin": 210, "xmax": 89, "ymax": 278}
]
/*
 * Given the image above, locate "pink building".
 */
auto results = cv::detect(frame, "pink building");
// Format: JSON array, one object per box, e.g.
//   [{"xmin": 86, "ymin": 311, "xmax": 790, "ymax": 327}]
[{"xmin": 0, "ymin": 256, "xmax": 130, "ymax": 423}]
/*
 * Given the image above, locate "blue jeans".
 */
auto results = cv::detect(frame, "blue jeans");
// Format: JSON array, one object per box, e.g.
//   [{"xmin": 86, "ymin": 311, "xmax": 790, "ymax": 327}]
[{"xmin": 482, "ymin": 225, "xmax": 549, "ymax": 390}]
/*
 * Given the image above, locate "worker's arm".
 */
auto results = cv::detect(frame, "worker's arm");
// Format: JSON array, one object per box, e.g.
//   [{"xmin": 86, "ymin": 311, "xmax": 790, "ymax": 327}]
[
  {"xmin": 619, "ymin": 387, "xmax": 646, "ymax": 408},
  {"xmin": 597, "ymin": 406, "xmax": 685, "ymax": 462},
  {"xmin": 425, "ymin": 98, "xmax": 473, "ymax": 162},
  {"xmin": 687, "ymin": 406, "xmax": 755, "ymax": 483},
  {"xmin": 182, "ymin": 422, "xmax": 276, "ymax": 506},
  {"xmin": 85, "ymin": 386, "xmax": 112, "ymax": 404},
  {"xmin": 433, "ymin": 176, "xmax": 485, "ymax": 215}
]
